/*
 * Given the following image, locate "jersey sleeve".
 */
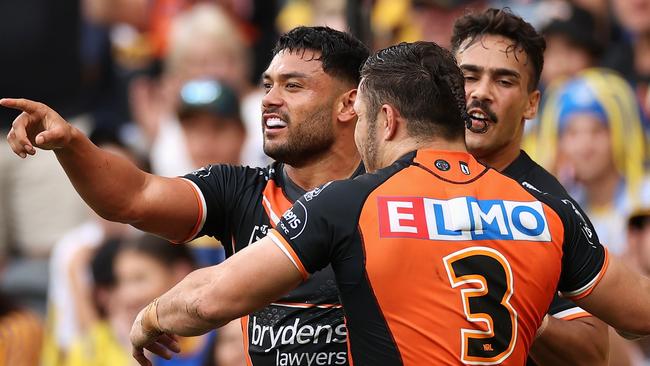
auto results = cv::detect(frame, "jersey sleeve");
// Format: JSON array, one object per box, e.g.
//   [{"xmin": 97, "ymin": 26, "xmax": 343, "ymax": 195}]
[
  {"xmin": 181, "ymin": 164, "xmax": 264, "ymax": 242},
  {"xmin": 548, "ymin": 293, "xmax": 591, "ymax": 320},
  {"xmin": 553, "ymin": 198, "xmax": 610, "ymax": 300},
  {"xmin": 268, "ymin": 180, "xmax": 362, "ymax": 280}
]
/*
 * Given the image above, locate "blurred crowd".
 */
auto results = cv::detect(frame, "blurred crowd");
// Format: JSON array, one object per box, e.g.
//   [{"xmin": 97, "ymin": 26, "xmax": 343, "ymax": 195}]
[{"xmin": 2, "ymin": 0, "xmax": 650, "ymax": 365}]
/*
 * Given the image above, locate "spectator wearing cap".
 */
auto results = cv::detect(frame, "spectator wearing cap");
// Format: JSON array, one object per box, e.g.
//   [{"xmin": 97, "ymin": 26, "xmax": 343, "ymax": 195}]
[
  {"xmin": 535, "ymin": 68, "xmax": 650, "ymax": 256},
  {"xmin": 176, "ymin": 79, "xmax": 245, "ymax": 169},
  {"xmin": 130, "ymin": 3, "xmax": 268, "ymax": 176},
  {"xmin": 147, "ymin": 77, "xmax": 246, "ymax": 177}
]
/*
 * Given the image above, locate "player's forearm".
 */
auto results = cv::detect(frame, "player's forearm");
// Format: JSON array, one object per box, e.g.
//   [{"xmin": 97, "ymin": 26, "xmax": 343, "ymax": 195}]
[
  {"xmin": 53, "ymin": 126, "xmax": 149, "ymax": 223},
  {"xmin": 529, "ymin": 316, "xmax": 608, "ymax": 366},
  {"xmin": 151, "ymin": 241, "xmax": 304, "ymax": 337},
  {"xmin": 153, "ymin": 267, "xmax": 231, "ymax": 336}
]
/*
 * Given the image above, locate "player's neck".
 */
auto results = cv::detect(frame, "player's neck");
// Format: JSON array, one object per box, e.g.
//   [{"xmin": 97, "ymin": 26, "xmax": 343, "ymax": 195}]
[
  {"xmin": 479, "ymin": 142, "xmax": 521, "ymax": 172},
  {"xmin": 378, "ymin": 136, "xmax": 467, "ymax": 172},
  {"xmin": 284, "ymin": 148, "xmax": 361, "ymax": 192}
]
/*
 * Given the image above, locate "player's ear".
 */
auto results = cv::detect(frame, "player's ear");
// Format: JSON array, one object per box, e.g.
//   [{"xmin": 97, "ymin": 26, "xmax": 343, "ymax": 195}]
[
  {"xmin": 337, "ymin": 89, "xmax": 357, "ymax": 123},
  {"xmin": 523, "ymin": 89, "xmax": 541, "ymax": 120},
  {"xmin": 381, "ymin": 104, "xmax": 399, "ymax": 141}
]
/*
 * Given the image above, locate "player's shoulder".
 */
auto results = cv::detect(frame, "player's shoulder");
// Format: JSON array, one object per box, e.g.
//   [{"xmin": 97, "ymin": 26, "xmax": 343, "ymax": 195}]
[
  {"xmin": 504, "ymin": 151, "xmax": 572, "ymax": 198},
  {"xmin": 521, "ymin": 181, "xmax": 590, "ymax": 232},
  {"xmin": 185, "ymin": 162, "xmax": 277, "ymax": 183},
  {"xmin": 297, "ymin": 158, "xmax": 410, "ymax": 212}
]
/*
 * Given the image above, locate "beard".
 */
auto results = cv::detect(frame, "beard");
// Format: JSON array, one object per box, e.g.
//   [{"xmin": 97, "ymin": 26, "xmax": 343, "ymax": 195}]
[
  {"xmin": 263, "ymin": 104, "xmax": 336, "ymax": 167},
  {"xmin": 360, "ymin": 118, "xmax": 379, "ymax": 172}
]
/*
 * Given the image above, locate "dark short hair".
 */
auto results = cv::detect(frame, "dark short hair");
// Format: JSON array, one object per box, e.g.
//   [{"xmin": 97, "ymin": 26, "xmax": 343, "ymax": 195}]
[
  {"xmin": 359, "ymin": 41, "xmax": 467, "ymax": 140},
  {"xmin": 451, "ymin": 8, "xmax": 546, "ymax": 91},
  {"xmin": 273, "ymin": 26, "xmax": 370, "ymax": 85},
  {"xmin": 91, "ymin": 238, "xmax": 122, "ymax": 288},
  {"xmin": 121, "ymin": 234, "xmax": 195, "ymax": 269}
]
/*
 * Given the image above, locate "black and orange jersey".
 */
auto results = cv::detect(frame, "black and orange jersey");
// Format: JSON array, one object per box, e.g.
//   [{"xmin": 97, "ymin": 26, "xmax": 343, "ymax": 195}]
[
  {"xmin": 503, "ymin": 150, "xmax": 596, "ymax": 321},
  {"xmin": 503, "ymin": 151, "xmax": 598, "ymax": 366},
  {"xmin": 269, "ymin": 149, "xmax": 608, "ymax": 366},
  {"xmin": 183, "ymin": 162, "xmax": 364, "ymax": 366}
]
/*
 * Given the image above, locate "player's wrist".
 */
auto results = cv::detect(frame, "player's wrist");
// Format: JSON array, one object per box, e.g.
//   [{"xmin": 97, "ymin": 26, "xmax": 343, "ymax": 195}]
[{"xmin": 142, "ymin": 298, "xmax": 162, "ymax": 335}]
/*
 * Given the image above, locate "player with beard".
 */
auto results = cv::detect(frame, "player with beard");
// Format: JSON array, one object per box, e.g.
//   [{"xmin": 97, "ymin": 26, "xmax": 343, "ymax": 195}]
[
  {"xmin": 4, "ymin": 26, "xmax": 369, "ymax": 365},
  {"xmin": 451, "ymin": 8, "xmax": 608, "ymax": 366}
]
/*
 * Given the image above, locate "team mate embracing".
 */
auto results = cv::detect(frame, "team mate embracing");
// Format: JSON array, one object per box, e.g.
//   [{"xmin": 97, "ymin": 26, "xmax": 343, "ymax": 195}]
[{"xmin": 452, "ymin": 8, "xmax": 609, "ymax": 366}]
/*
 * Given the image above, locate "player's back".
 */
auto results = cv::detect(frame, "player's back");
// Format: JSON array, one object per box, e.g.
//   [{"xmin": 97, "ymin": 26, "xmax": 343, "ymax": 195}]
[
  {"xmin": 271, "ymin": 148, "xmax": 608, "ymax": 365},
  {"xmin": 355, "ymin": 149, "xmax": 563, "ymax": 365}
]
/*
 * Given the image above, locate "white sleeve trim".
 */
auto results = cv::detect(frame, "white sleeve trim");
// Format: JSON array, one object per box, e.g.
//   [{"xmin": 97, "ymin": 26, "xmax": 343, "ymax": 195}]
[
  {"xmin": 182, "ymin": 178, "xmax": 208, "ymax": 240},
  {"xmin": 553, "ymin": 307, "xmax": 588, "ymax": 319},
  {"xmin": 268, "ymin": 232, "xmax": 302, "ymax": 273},
  {"xmin": 561, "ymin": 270, "xmax": 601, "ymax": 298}
]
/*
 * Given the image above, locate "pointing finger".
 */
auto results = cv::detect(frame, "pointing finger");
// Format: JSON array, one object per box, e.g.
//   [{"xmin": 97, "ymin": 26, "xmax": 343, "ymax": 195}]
[{"xmin": 0, "ymin": 98, "xmax": 46, "ymax": 116}]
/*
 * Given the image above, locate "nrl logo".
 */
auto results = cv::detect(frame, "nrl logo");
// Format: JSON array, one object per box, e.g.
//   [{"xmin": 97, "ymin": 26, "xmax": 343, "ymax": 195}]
[
  {"xmin": 190, "ymin": 166, "xmax": 212, "ymax": 178},
  {"xmin": 247, "ymin": 224, "xmax": 270, "ymax": 245},
  {"xmin": 304, "ymin": 181, "xmax": 332, "ymax": 201}
]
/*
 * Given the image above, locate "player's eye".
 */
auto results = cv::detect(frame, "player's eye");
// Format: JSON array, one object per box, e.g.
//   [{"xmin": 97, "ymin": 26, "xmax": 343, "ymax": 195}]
[
  {"xmin": 497, "ymin": 79, "xmax": 513, "ymax": 87},
  {"xmin": 463, "ymin": 75, "xmax": 478, "ymax": 82}
]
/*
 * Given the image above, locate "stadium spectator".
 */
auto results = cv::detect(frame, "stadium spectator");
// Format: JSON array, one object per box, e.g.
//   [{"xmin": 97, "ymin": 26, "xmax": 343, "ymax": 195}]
[
  {"xmin": 602, "ymin": 0, "xmax": 650, "ymax": 124},
  {"xmin": 537, "ymin": 68, "xmax": 650, "ymax": 256},
  {"xmin": 371, "ymin": 0, "xmax": 487, "ymax": 50},
  {"xmin": 0, "ymin": 263, "xmax": 43, "ymax": 366},
  {"xmin": 620, "ymin": 209, "xmax": 650, "ymax": 365},
  {"xmin": 540, "ymin": 3, "xmax": 604, "ymax": 88},
  {"xmin": 130, "ymin": 2, "xmax": 268, "ymax": 174},
  {"xmin": 203, "ymin": 320, "xmax": 246, "ymax": 366},
  {"xmin": 177, "ymin": 79, "xmax": 244, "ymax": 166},
  {"xmin": 114, "ymin": 235, "xmax": 215, "ymax": 366},
  {"xmin": 63, "ymin": 239, "xmax": 132, "ymax": 366},
  {"xmin": 451, "ymin": 8, "xmax": 608, "ymax": 365}
]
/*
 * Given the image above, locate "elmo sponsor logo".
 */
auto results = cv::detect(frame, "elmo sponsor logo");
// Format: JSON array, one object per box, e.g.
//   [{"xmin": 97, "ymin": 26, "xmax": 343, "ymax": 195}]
[{"xmin": 378, "ymin": 196, "xmax": 550, "ymax": 242}]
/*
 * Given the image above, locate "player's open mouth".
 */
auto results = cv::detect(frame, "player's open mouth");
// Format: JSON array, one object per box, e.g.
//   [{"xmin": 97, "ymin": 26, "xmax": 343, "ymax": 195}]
[
  {"xmin": 263, "ymin": 115, "xmax": 288, "ymax": 134},
  {"xmin": 467, "ymin": 109, "xmax": 491, "ymax": 133},
  {"xmin": 264, "ymin": 117, "xmax": 287, "ymax": 129}
]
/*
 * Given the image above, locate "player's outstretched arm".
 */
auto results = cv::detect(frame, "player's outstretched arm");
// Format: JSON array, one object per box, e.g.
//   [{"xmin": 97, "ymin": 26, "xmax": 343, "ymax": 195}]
[
  {"xmin": 130, "ymin": 236, "xmax": 303, "ymax": 365},
  {"xmin": 576, "ymin": 256, "xmax": 650, "ymax": 337},
  {"xmin": 529, "ymin": 316, "xmax": 608, "ymax": 366},
  {"xmin": 2, "ymin": 98, "xmax": 199, "ymax": 242}
]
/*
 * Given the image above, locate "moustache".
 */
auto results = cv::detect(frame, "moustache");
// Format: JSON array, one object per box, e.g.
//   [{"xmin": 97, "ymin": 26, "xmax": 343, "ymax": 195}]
[
  {"xmin": 262, "ymin": 108, "xmax": 291, "ymax": 125},
  {"xmin": 466, "ymin": 100, "xmax": 498, "ymax": 134}
]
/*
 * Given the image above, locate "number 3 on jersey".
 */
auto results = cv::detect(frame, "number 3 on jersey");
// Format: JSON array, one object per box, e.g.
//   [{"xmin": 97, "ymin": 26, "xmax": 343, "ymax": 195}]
[{"xmin": 443, "ymin": 247, "xmax": 518, "ymax": 365}]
